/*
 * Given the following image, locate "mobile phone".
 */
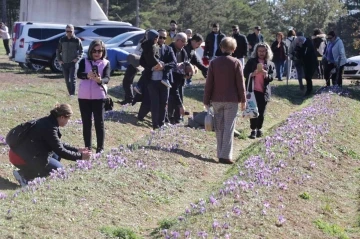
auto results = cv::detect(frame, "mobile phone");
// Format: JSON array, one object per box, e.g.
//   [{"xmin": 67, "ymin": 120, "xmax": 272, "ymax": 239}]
[
  {"xmin": 257, "ymin": 63, "xmax": 263, "ymax": 72},
  {"xmin": 92, "ymin": 65, "xmax": 98, "ymax": 75}
]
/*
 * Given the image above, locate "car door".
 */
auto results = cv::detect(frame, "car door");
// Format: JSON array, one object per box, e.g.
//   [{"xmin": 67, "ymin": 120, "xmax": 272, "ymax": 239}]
[{"xmin": 119, "ymin": 33, "xmax": 144, "ymax": 54}]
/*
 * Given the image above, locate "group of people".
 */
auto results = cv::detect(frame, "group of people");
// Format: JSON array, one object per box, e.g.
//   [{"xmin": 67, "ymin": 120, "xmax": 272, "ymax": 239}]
[{"xmin": 7, "ymin": 20, "xmax": 348, "ymax": 186}]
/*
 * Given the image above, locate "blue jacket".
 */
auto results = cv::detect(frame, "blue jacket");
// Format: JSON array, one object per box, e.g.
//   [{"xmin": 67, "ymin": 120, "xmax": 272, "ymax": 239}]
[
  {"xmin": 324, "ymin": 37, "xmax": 347, "ymax": 67},
  {"xmin": 106, "ymin": 48, "xmax": 129, "ymax": 71},
  {"xmin": 158, "ymin": 44, "xmax": 176, "ymax": 82}
]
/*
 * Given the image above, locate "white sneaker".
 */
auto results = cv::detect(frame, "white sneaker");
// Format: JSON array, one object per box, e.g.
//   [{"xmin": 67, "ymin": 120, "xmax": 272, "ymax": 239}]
[
  {"xmin": 13, "ymin": 170, "xmax": 27, "ymax": 187},
  {"xmin": 161, "ymin": 80, "xmax": 172, "ymax": 88}
]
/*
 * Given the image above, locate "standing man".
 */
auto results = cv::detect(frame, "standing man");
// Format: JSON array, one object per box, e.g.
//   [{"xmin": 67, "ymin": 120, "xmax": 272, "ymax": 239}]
[
  {"xmin": 168, "ymin": 33, "xmax": 189, "ymax": 124},
  {"xmin": 203, "ymin": 23, "xmax": 226, "ymax": 60},
  {"xmin": 231, "ymin": 25, "xmax": 248, "ymax": 67},
  {"xmin": 165, "ymin": 20, "xmax": 178, "ymax": 45},
  {"xmin": 294, "ymin": 32, "xmax": 318, "ymax": 96},
  {"xmin": 56, "ymin": 24, "xmax": 83, "ymax": 96},
  {"xmin": 147, "ymin": 29, "xmax": 176, "ymax": 129},
  {"xmin": 247, "ymin": 26, "xmax": 264, "ymax": 55},
  {"xmin": 0, "ymin": 22, "xmax": 11, "ymax": 55}
]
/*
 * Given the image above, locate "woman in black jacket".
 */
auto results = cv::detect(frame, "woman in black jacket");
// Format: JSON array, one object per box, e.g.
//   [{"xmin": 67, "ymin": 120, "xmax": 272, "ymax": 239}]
[
  {"xmin": 244, "ymin": 43, "xmax": 275, "ymax": 139},
  {"xmin": 271, "ymin": 32, "xmax": 287, "ymax": 81},
  {"xmin": 9, "ymin": 104, "xmax": 91, "ymax": 186}
]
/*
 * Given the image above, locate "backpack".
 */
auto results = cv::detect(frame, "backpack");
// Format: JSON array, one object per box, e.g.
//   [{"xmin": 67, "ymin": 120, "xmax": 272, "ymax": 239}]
[{"xmin": 6, "ymin": 120, "xmax": 37, "ymax": 148}]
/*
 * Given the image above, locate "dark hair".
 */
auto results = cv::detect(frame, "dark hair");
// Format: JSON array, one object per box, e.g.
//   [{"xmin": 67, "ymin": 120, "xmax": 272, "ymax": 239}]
[
  {"xmin": 212, "ymin": 23, "xmax": 219, "ymax": 28},
  {"xmin": 87, "ymin": 40, "xmax": 107, "ymax": 60},
  {"xmin": 170, "ymin": 20, "xmax": 177, "ymax": 25},
  {"xmin": 276, "ymin": 32, "xmax": 284, "ymax": 40},
  {"xmin": 327, "ymin": 30, "xmax": 336, "ymax": 37},
  {"xmin": 232, "ymin": 25, "xmax": 239, "ymax": 29},
  {"xmin": 191, "ymin": 33, "xmax": 204, "ymax": 42},
  {"xmin": 50, "ymin": 103, "xmax": 73, "ymax": 118},
  {"xmin": 287, "ymin": 30, "xmax": 296, "ymax": 37},
  {"xmin": 313, "ymin": 28, "xmax": 323, "ymax": 36}
]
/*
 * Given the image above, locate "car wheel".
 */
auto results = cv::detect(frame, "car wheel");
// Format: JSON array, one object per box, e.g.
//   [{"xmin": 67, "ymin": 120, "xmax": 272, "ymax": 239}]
[
  {"xmin": 50, "ymin": 56, "xmax": 63, "ymax": 73},
  {"xmin": 28, "ymin": 63, "xmax": 45, "ymax": 72}
]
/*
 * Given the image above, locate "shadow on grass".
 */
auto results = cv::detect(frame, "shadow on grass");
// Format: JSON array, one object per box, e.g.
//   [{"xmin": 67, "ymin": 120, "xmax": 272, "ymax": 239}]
[
  {"xmin": 272, "ymin": 82, "xmax": 323, "ymax": 105},
  {"xmin": 183, "ymin": 83, "xmax": 204, "ymax": 103},
  {"xmin": 0, "ymin": 176, "xmax": 19, "ymax": 190},
  {"xmin": 38, "ymin": 73, "xmax": 63, "ymax": 80},
  {"xmin": 23, "ymin": 90, "xmax": 57, "ymax": 97},
  {"xmin": 144, "ymin": 145, "xmax": 218, "ymax": 164},
  {"xmin": 104, "ymin": 110, "xmax": 153, "ymax": 128}
]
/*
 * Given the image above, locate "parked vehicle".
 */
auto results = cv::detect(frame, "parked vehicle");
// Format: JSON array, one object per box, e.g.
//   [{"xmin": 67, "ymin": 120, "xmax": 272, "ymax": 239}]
[
  {"xmin": 344, "ymin": 55, "xmax": 360, "ymax": 79},
  {"xmin": 11, "ymin": 22, "xmax": 67, "ymax": 70},
  {"xmin": 26, "ymin": 28, "xmax": 84, "ymax": 72},
  {"xmin": 76, "ymin": 25, "xmax": 142, "ymax": 47},
  {"xmin": 83, "ymin": 30, "xmax": 145, "ymax": 54}
]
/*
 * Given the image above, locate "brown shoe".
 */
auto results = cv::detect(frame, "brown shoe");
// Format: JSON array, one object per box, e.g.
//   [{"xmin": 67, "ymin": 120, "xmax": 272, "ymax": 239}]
[{"xmin": 219, "ymin": 158, "xmax": 234, "ymax": 164}]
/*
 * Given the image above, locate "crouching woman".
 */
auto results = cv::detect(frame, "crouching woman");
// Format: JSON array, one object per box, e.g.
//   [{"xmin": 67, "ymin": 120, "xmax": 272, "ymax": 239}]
[{"xmin": 8, "ymin": 104, "xmax": 91, "ymax": 186}]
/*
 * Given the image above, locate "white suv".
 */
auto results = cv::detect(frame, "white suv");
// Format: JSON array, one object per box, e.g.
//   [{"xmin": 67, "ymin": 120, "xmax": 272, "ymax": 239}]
[{"xmin": 12, "ymin": 22, "xmax": 66, "ymax": 68}]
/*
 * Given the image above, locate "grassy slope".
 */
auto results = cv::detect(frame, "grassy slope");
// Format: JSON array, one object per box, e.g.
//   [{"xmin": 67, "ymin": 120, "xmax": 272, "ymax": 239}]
[{"xmin": 0, "ymin": 48, "xmax": 358, "ymax": 239}]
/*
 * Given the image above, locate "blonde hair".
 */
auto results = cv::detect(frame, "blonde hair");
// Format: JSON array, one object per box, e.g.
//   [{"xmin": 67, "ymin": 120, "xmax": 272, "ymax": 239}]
[
  {"xmin": 219, "ymin": 37, "xmax": 237, "ymax": 54},
  {"xmin": 250, "ymin": 42, "xmax": 273, "ymax": 61},
  {"xmin": 50, "ymin": 103, "xmax": 73, "ymax": 118}
]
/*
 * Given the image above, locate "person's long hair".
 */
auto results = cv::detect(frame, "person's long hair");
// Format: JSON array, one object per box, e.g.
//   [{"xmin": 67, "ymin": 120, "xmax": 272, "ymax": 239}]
[
  {"xmin": 87, "ymin": 40, "xmax": 107, "ymax": 60},
  {"xmin": 250, "ymin": 43, "xmax": 273, "ymax": 61}
]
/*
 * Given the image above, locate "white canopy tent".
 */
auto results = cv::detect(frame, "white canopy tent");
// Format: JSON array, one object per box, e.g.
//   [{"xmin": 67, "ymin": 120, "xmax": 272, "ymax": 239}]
[{"xmin": 19, "ymin": 0, "xmax": 108, "ymax": 25}]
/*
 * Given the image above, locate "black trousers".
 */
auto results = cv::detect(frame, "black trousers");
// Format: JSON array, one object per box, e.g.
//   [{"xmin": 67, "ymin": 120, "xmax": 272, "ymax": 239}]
[
  {"xmin": 3, "ymin": 39, "xmax": 10, "ymax": 55},
  {"xmin": 324, "ymin": 63, "xmax": 344, "ymax": 87},
  {"xmin": 138, "ymin": 80, "xmax": 151, "ymax": 120},
  {"xmin": 78, "ymin": 99, "xmax": 105, "ymax": 152},
  {"xmin": 250, "ymin": 91, "xmax": 268, "ymax": 130},
  {"xmin": 168, "ymin": 74, "xmax": 185, "ymax": 123},
  {"xmin": 304, "ymin": 67, "xmax": 314, "ymax": 93},
  {"xmin": 148, "ymin": 80, "xmax": 169, "ymax": 129},
  {"xmin": 122, "ymin": 64, "xmax": 137, "ymax": 102}
]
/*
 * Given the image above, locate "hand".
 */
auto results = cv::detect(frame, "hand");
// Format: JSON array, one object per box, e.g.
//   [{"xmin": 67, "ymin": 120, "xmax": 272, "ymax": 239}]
[
  {"xmin": 179, "ymin": 105, "xmax": 186, "ymax": 116},
  {"xmin": 261, "ymin": 69, "xmax": 268, "ymax": 77},
  {"xmin": 154, "ymin": 62, "xmax": 163, "ymax": 71},
  {"xmin": 72, "ymin": 59, "xmax": 78, "ymax": 63},
  {"xmin": 193, "ymin": 66, "xmax": 198, "ymax": 75},
  {"xmin": 59, "ymin": 61, "xmax": 64, "ymax": 65},
  {"xmin": 87, "ymin": 71, "xmax": 96, "ymax": 79},
  {"xmin": 94, "ymin": 73, "xmax": 102, "ymax": 84},
  {"xmin": 81, "ymin": 150, "xmax": 92, "ymax": 160},
  {"xmin": 248, "ymin": 44, "xmax": 252, "ymax": 49},
  {"xmin": 240, "ymin": 102, "xmax": 246, "ymax": 111},
  {"xmin": 204, "ymin": 104, "xmax": 210, "ymax": 111}
]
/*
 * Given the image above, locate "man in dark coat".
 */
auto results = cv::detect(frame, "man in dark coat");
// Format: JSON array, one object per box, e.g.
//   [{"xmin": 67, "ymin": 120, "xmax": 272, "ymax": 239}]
[
  {"xmin": 247, "ymin": 26, "xmax": 264, "ymax": 55},
  {"xmin": 231, "ymin": 25, "xmax": 248, "ymax": 67},
  {"xmin": 294, "ymin": 32, "xmax": 318, "ymax": 96},
  {"xmin": 184, "ymin": 33, "xmax": 208, "ymax": 84},
  {"xmin": 203, "ymin": 23, "xmax": 226, "ymax": 60}
]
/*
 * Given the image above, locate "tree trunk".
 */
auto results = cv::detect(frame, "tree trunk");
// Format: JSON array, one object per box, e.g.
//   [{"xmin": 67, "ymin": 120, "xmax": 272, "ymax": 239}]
[
  {"xmin": 135, "ymin": 0, "xmax": 140, "ymax": 27},
  {"xmin": 2, "ymin": 0, "xmax": 6, "ymax": 23},
  {"xmin": 98, "ymin": 0, "xmax": 109, "ymax": 16}
]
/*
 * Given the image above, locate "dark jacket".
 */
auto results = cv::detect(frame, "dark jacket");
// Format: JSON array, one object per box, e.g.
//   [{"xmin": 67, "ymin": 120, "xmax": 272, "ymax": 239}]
[
  {"xmin": 296, "ymin": 38, "xmax": 318, "ymax": 76},
  {"xmin": 56, "ymin": 36, "xmax": 83, "ymax": 63},
  {"xmin": 158, "ymin": 43, "xmax": 177, "ymax": 82},
  {"xmin": 169, "ymin": 42, "xmax": 189, "ymax": 106},
  {"xmin": 312, "ymin": 34, "xmax": 327, "ymax": 57},
  {"xmin": 184, "ymin": 40, "xmax": 208, "ymax": 78},
  {"xmin": 203, "ymin": 31, "xmax": 226, "ymax": 58},
  {"xmin": 243, "ymin": 58, "xmax": 275, "ymax": 102},
  {"xmin": 232, "ymin": 33, "xmax": 248, "ymax": 58},
  {"xmin": 271, "ymin": 41, "xmax": 288, "ymax": 62},
  {"xmin": 12, "ymin": 114, "xmax": 82, "ymax": 167},
  {"xmin": 247, "ymin": 33, "xmax": 264, "ymax": 53}
]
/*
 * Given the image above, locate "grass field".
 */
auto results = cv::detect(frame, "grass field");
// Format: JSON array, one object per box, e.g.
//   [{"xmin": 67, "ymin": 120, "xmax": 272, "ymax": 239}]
[{"xmin": 0, "ymin": 44, "xmax": 359, "ymax": 239}]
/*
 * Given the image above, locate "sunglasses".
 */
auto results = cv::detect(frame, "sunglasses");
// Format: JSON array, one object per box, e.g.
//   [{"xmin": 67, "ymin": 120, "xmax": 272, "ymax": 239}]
[
  {"xmin": 232, "ymin": 29, "xmax": 238, "ymax": 31},
  {"xmin": 159, "ymin": 36, "xmax": 167, "ymax": 40},
  {"xmin": 92, "ymin": 49, "xmax": 104, "ymax": 54},
  {"xmin": 66, "ymin": 30, "xmax": 73, "ymax": 33}
]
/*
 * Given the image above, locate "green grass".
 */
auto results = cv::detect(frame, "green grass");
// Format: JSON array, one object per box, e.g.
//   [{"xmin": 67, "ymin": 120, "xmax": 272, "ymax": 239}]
[
  {"xmin": 0, "ymin": 50, "xmax": 360, "ymax": 238},
  {"xmin": 314, "ymin": 219, "xmax": 350, "ymax": 239},
  {"xmin": 299, "ymin": 192, "xmax": 311, "ymax": 200}
]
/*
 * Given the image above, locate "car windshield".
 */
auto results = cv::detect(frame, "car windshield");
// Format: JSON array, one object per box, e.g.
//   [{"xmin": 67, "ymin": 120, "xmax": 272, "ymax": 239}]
[{"xmin": 106, "ymin": 32, "xmax": 135, "ymax": 44}]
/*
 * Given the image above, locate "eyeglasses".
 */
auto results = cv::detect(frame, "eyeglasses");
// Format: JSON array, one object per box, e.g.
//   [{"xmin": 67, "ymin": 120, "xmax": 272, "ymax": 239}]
[
  {"xmin": 159, "ymin": 36, "xmax": 167, "ymax": 40},
  {"xmin": 177, "ymin": 39, "xmax": 187, "ymax": 44},
  {"xmin": 92, "ymin": 49, "xmax": 104, "ymax": 54},
  {"xmin": 66, "ymin": 30, "xmax": 73, "ymax": 33},
  {"xmin": 232, "ymin": 29, "xmax": 238, "ymax": 31}
]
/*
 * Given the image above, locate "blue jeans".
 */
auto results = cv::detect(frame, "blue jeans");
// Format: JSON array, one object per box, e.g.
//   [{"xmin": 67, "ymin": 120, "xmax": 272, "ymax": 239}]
[
  {"xmin": 15, "ymin": 153, "xmax": 63, "ymax": 181},
  {"xmin": 274, "ymin": 60, "xmax": 285, "ymax": 80},
  {"xmin": 62, "ymin": 62, "xmax": 76, "ymax": 95}
]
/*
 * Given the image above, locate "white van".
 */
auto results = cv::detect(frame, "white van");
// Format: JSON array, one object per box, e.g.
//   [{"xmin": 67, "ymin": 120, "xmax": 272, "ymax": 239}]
[{"xmin": 12, "ymin": 22, "xmax": 66, "ymax": 66}]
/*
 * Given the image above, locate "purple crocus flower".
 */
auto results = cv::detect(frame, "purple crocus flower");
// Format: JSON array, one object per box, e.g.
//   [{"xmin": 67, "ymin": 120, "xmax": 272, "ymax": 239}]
[
  {"xmin": 278, "ymin": 215, "xmax": 286, "ymax": 224},
  {"xmin": 0, "ymin": 192, "xmax": 7, "ymax": 199}
]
